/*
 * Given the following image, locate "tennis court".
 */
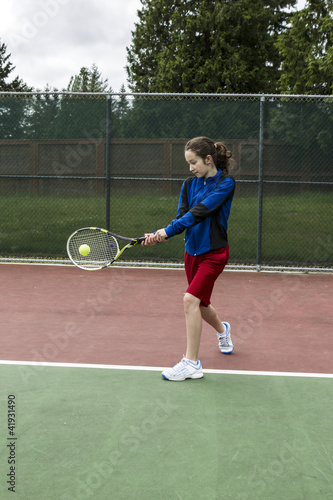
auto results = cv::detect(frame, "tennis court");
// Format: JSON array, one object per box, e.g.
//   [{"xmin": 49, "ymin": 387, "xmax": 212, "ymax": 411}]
[{"xmin": 1, "ymin": 264, "xmax": 332, "ymax": 499}]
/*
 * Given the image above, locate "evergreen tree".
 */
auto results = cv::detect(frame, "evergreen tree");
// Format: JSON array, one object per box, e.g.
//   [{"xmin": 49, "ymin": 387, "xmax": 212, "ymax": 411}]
[
  {"xmin": 0, "ymin": 39, "xmax": 31, "ymax": 138},
  {"xmin": 116, "ymin": 84, "xmax": 130, "ymax": 115},
  {"xmin": 277, "ymin": 0, "xmax": 333, "ymax": 95},
  {"xmin": 66, "ymin": 64, "xmax": 112, "ymax": 92},
  {"xmin": 0, "ymin": 39, "xmax": 31, "ymax": 91},
  {"xmin": 126, "ymin": 0, "xmax": 296, "ymax": 93},
  {"xmin": 25, "ymin": 86, "xmax": 61, "ymax": 139}
]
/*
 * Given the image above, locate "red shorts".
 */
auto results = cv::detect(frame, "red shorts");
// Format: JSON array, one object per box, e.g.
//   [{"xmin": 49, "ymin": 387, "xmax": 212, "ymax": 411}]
[{"xmin": 185, "ymin": 247, "xmax": 230, "ymax": 307}]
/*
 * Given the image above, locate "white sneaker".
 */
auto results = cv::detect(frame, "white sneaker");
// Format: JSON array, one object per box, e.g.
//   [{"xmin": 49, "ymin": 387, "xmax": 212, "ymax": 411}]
[
  {"xmin": 217, "ymin": 322, "xmax": 233, "ymax": 354},
  {"xmin": 161, "ymin": 357, "xmax": 204, "ymax": 381}
]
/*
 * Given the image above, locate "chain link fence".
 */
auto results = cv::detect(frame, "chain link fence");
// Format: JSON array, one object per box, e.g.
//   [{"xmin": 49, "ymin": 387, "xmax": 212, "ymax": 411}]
[{"xmin": 0, "ymin": 92, "xmax": 332, "ymax": 271}]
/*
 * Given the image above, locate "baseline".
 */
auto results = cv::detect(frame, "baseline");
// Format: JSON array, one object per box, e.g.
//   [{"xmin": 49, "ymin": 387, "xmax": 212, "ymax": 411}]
[{"xmin": 1, "ymin": 359, "xmax": 332, "ymax": 378}]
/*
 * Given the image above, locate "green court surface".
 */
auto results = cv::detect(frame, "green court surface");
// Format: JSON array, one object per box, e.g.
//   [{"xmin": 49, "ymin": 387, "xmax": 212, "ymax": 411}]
[{"xmin": 1, "ymin": 363, "xmax": 332, "ymax": 499}]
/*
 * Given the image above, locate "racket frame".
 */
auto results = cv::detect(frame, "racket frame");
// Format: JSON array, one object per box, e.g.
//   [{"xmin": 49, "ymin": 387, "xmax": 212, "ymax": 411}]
[{"xmin": 67, "ymin": 226, "xmax": 145, "ymax": 271}]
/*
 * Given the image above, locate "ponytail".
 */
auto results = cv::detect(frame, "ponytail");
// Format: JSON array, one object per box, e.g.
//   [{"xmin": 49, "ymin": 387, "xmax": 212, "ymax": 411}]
[{"xmin": 214, "ymin": 142, "xmax": 232, "ymax": 174}]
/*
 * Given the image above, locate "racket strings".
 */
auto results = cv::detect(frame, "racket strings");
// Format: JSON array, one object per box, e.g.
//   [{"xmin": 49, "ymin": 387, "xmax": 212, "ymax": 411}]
[{"xmin": 68, "ymin": 230, "xmax": 118, "ymax": 270}]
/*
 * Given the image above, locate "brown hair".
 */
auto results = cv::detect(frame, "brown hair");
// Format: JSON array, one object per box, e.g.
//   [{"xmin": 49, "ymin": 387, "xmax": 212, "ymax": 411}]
[{"xmin": 185, "ymin": 136, "xmax": 232, "ymax": 174}]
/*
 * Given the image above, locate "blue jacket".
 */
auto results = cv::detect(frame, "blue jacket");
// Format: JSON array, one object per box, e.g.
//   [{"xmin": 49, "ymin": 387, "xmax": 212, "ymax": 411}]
[{"xmin": 164, "ymin": 170, "xmax": 235, "ymax": 256}]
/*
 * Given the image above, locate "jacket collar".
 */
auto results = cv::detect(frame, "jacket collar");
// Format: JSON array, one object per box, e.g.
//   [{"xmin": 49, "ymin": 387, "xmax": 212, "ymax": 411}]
[{"xmin": 198, "ymin": 169, "xmax": 223, "ymax": 185}]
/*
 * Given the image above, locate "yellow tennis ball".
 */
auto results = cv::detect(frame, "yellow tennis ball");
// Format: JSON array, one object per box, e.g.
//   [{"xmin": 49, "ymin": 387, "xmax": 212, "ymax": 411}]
[{"xmin": 79, "ymin": 244, "xmax": 90, "ymax": 256}]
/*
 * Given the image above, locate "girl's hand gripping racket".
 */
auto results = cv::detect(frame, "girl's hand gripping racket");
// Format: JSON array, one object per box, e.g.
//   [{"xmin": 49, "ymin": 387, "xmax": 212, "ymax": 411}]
[{"xmin": 66, "ymin": 227, "xmax": 145, "ymax": 271}]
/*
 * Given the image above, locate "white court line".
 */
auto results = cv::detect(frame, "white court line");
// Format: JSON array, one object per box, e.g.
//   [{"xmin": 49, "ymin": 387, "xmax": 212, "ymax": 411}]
[{"xmin": 0, "ymin": 360, "xmax": 332, "ymax": 378}]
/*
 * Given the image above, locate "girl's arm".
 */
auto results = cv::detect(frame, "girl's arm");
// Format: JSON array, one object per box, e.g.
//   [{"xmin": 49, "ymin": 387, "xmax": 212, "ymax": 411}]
[{"xmin": 165, "ymin": 177, "xmax": 235, "ymax": 238}]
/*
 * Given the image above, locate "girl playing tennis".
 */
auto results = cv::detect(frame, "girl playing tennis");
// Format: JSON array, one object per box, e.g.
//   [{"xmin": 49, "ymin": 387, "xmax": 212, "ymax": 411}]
[{"xmin": 143, "ymin": 136, "xmax": 235, "ymax": 381}]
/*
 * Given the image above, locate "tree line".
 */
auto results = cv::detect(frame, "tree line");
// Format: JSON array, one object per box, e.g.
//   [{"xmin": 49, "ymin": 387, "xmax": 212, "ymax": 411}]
[
  {"xmin": 0, "ymin": 0, "xmax": 332, "ymax": 95},
  {"xmin": 126, "ymin": 0, "xmax": 332, "ymax": 95},
  {"xmin": 0, "ymin": 0, "xmax": 331, "ymax": 162}
]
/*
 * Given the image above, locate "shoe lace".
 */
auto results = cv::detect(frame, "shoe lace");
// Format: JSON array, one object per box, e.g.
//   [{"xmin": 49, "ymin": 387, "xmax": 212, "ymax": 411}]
[
  {"xmin": 172, "ymin": 357, "xmax": 189, "ymax": 373},
  {"xmin": 217, "ymin": 332, "xmax": 229, "ymax": 347}
]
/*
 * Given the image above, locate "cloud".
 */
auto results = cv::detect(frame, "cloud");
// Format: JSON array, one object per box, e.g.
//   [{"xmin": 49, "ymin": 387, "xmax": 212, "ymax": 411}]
[
  {"xmin": 0, "ymin": 0, "xmax": 308, "ymax": 92},
  {"xmin": 0, "ymin": 0, "xmax": 141, "ymax": 91}
]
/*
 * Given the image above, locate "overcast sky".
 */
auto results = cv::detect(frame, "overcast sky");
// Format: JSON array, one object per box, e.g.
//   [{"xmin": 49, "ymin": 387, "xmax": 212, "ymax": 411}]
[{"xmin": 0, "ymin": 0, "xmax": 307, "ymax": 92}]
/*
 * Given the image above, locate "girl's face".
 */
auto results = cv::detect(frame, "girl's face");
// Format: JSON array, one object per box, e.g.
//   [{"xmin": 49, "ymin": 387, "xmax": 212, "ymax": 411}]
[{"xmin": 185, "ymin": 149, "xmax": 217, "ymax": 179}]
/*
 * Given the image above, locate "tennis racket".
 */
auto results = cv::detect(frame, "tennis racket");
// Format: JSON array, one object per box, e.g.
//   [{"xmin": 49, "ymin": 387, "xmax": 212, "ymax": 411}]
[{"xmin": 67, "ymin": 227, "xmax": 145, "ymax": 271}]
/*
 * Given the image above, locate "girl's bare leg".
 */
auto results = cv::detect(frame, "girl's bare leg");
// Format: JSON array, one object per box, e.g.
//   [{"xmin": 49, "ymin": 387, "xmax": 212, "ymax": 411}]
[
  {"xmin": 200, "ymin": 304, "xmax": 224, "ymax": 333},
  {"xmin": 183, "ymin": 293, "xmax": 202, "ymax": 361}
]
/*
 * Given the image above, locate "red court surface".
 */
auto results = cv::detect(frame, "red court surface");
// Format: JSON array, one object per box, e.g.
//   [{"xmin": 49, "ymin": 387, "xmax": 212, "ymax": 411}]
[{"xmin": 1, "ymin": 264, "xmax": 332, "ymax": 374}]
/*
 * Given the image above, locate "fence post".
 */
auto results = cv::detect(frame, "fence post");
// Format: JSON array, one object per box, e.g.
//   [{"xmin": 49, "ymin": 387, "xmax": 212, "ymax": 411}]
[
  {"xmin": 256, "ymin": 96, "xmax": 265, "ymax": 270},
  {"xmin": 105, "ymin": 94, "xmax": 112, "ymax": 230}
]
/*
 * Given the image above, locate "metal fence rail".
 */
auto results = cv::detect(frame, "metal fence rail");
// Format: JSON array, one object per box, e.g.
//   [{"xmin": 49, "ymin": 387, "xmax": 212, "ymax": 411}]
[{"xmin": 0, "ymin": 92, "xmax": 332, "ymax": 271}]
